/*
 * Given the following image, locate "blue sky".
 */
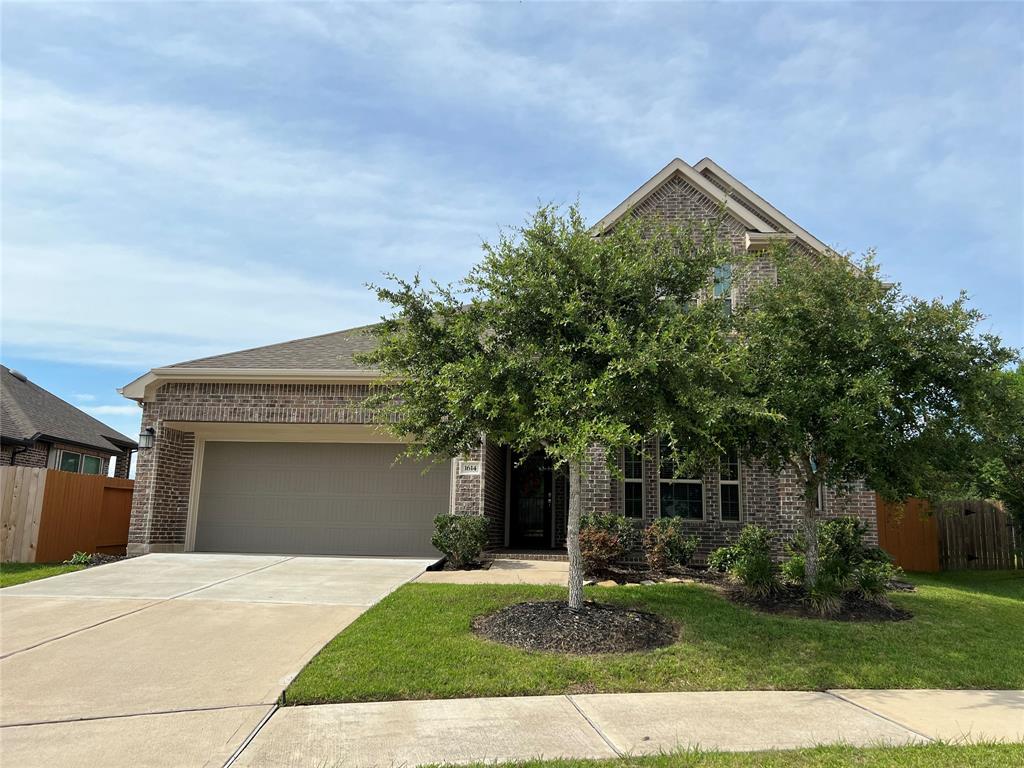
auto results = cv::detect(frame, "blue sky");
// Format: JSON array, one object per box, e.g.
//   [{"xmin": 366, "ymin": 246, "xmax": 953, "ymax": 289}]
[{"xmin": 2, "ymin": 1, "xmax": 1022, "ymax": 445}]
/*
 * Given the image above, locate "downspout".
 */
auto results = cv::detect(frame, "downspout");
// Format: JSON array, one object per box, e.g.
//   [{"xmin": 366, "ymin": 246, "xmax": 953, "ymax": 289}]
[{"xmin": 9, "ymin": 445, "xmax": 27, "ymax": 465}]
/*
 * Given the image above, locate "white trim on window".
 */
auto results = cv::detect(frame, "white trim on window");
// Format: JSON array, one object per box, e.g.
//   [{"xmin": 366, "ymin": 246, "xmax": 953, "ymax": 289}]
[
  {"xmin": 719, "ymin": 451, "xmax": 742, "ymax": 523},
  {"xmin": 657, "ymin": 437, "xmax": 705, "ymax": 520},
  {"xmin": 620, "ymin": 446, "xmax": 645, "ymax": 519},
  {"xmin": 816, "ymin": 482, "xmax": 826, "ymax": 513}
]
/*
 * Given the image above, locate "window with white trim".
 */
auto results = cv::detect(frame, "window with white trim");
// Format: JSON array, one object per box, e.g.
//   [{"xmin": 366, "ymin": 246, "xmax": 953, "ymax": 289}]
[
  {"xmin": 622, "ymin": 447, "xmax": 643, "ymax": 519},
  {"xmin": 719, "ymin": 449, "xmax": 741, "ymax": 522},
  {"xmin": 658, "ymin": 436, "xmax": 703, "ymax": 519},
  {"xmin": 816, "ymin": 482, "xmax": 826, "ymax": 512},
  {"xmin": 713, "ymin": 263, "xmax": 734, "ymax": 316},
  {"xmin": 57, "ymin": 450, "xmax": 105, "ymax": 475},
  {"xmin": 59, "ymin": 451, "xmax": 81, "ymax": 473}
]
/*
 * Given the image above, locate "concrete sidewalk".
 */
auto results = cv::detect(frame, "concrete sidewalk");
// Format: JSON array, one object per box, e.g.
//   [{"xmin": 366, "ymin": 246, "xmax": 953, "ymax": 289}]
[{"xmin": 234, "ymin": 689, "xmax": 1024, "ymax": 767}]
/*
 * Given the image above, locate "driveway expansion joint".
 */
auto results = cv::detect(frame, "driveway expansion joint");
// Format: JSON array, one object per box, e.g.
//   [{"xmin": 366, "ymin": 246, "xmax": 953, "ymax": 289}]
[
  {"xmin": 221, "ymin": 705, "xmax": 279, "ymax": 768},
  {"xmin": 1, "ymin": 557, "xmax": 297, "ymax": 660},
  {"xmin": 0, "ymin": 703, "xmax": 272, "ymax": 729}
]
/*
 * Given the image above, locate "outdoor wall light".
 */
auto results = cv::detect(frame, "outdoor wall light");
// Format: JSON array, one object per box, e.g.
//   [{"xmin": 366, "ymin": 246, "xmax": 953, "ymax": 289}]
[{"xmin": 138, "ymin": 426, "xmax": 156, "ymax": 449}]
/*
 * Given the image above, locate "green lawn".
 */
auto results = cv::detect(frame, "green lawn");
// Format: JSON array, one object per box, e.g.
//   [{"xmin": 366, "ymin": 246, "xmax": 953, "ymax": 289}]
[
  {"xmin": 0, "ymin": 562, "xmax": 84, "ymax": 588},
  {"xmin": 425, "ymin": 744, "xmax": 1021, "ymax": 768},
  {"xmin": 286, "ymin": 570, "xmax": 1024, "ymax": 704}
]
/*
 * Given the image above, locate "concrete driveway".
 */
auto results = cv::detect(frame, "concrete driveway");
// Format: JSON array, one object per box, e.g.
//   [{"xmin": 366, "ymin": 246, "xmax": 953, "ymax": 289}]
[{"xmin": 0, "ymin": 553, "xmax": 432, "ymax": 768}]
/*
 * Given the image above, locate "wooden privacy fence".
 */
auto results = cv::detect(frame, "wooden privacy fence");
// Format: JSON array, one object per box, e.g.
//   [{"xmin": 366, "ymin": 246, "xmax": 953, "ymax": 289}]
[
  {"xmin": 876, "ymin": 495, "xmax": 1020, "ymax": 572},
  {"xmin": 1, "ymin": 468, "xmax": 134, "ymax": 563}
]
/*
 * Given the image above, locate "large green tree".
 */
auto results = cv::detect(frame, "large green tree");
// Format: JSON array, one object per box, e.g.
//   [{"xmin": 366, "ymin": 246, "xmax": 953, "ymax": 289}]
[
  {"xmin": 956, "ymin": 365, "xmax": 1024, "ymax": 532},
  {"xmin": 361, "ymin": 205, "xmax": 759, "ymax": 610},
  {"xmin": 733, "ymin": 245, "xmax": 1017, "ymax": 588}
]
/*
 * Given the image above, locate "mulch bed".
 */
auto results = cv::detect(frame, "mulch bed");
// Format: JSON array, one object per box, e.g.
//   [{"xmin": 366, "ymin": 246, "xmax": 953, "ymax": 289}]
[
  {"xmin": 725, "ymin": 584, "xmax": 913, "ymax": 622},
  {"xmin": 439, "ymin": 558, "xmax": 493, "ymax": 572},
  {"xmin": 472, "ymin": 599, "xmax": 678, "ymax": 654}
]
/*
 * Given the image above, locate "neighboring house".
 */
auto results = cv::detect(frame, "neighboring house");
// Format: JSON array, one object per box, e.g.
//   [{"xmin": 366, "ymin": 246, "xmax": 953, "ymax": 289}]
[
  {"xmin": 1, "ymin": 365, "xmax": 136, "ymax": 478},
  {"xmin": 120, "ymin": 158, "xmax": 877, "ymax": 559}
]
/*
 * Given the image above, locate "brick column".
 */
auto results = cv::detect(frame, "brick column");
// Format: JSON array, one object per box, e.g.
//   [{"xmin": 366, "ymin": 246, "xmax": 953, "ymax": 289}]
[
  {"xmin": 127, "ymin": 417, "xmax": 195, "ymax": 555},
  {"xmin": 580, "ymin": 443, "xmax": 612, "ymax": 516},
  {"xmin": 113, "ymin": 450, "xmax": 132, "ymax": 479}
]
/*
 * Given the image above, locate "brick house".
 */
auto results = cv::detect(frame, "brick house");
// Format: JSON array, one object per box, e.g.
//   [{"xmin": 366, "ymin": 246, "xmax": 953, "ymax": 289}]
[
  {"xmin": 120, "ymin": 158, "xmax": 877, "ymax": 559},
  {"xmin": 1, "ymin": 365, "xmax": 136, "ymax": 478}
]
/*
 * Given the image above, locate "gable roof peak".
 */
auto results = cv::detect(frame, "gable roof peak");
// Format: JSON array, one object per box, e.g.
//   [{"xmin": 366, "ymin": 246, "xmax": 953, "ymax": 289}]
[{"xmin": 593, "ymin": 157, "xmax": 777, "ymax": 235}]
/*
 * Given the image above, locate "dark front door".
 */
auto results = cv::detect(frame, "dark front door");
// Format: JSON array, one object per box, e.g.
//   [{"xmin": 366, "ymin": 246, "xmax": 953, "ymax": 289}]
[{"xmin": 510, "ymin": 452, "xmax": 553, "ymax": 548}]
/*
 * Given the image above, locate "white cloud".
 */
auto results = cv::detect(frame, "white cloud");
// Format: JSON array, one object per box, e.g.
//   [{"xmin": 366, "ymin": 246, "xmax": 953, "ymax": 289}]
[
  {"xmin": 73, "ymin": 393, "xmax": 97, "ymax": 402},
  {"xmin": 1, "ymin": 70, "xmax": 520, "ymax": 369}
]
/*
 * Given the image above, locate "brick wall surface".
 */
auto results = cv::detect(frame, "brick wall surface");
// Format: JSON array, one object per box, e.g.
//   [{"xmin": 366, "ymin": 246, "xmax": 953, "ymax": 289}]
[{"xmin": 0, "ymin": 440, "xmax": 50, "ymax": 468}]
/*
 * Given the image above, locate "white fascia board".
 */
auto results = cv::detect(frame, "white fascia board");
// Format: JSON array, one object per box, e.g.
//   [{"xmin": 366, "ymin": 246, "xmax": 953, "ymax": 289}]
[
  {"xmin": 119, "ymin": 367, "xmax": 384, "ymax": 403},
  {"xmin": 591, "ymin": 158, "xmax": 777, "ymax": 235},
  {"xmin": 745, "ymin": 232, "xmax": 797, "ymax": 252},
  {"xmin": 694, "ymin": 158, "xmax": 832, "ymax": 254}
]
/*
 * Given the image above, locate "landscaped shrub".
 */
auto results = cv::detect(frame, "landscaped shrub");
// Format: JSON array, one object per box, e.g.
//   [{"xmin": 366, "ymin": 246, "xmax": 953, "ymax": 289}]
[
  {"xmin": 728, "ymin": 524, "xmax": 778, "ymax": 597},
  {"xmin": 643, "ymin": 518, "xmax": 699, "ymax": 572},
  {"xmin": 431, "ymin": 514, "xmax": 489, "ymax": 569},
  {"xmin": 64, "ymin": 551, "xmax": 92, "ymax": 566},
  {"xmin": 580, "ymin": 514, "xmax": 639, "ymax": 574},
  {"xmin": 707, "ymin": 545, "xmax": 740, "ymax": 573},
  {"xmin": 783, "ymin": 517, "xmax": 902, "ymax": 613},
  {"xmin": 855, "ymin": 558, "xmax": 899, "ymax": 603}
]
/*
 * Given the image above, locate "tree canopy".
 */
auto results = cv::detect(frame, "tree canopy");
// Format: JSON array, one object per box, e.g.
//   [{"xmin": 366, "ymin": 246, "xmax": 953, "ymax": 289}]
[
  {"xmin": 732, "ymin": 245, "xmax": 1017, "ymax": 584},
  {"xmin": 361, "ymin": 204, "xmax": 760, "ymax": 608}
]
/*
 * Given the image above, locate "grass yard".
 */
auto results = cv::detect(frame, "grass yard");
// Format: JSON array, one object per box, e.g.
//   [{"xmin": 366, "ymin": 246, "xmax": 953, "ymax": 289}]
[
  {"xmin": 423, "ymin": 744, "xmax": 1023, "ymax": 768},
  {"xmin": 0, "ymin": 562, "xmax": 84, "ymax": 588},
  {"xmin": 286, "ymin": 570, "xmax": 1024, "ymax": 704}
]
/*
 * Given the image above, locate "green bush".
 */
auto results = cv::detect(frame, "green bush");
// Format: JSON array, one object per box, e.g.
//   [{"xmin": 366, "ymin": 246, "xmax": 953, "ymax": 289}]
[
  {"xmin": 729, "ymin": 524, "xmax": 778, "ymax": 597},
  {"xmin": 580, "ymin": 514, "xmax": 639, "ymax": 574},
  {"xmin": 856, "ymin": 558, "xmax": 899, "ymax": 602},
  {"xmin": 64, "ymin": 551, "xmax": 92, "ymax": 566},
  {"xmin": 707, "ymin": 545, "xmax": 739, "ymax": 573},
  {"xmin": 431, "ymin": 514, "xmax": 489, "ymax": 569},
  {"xmin": 643, "ymin": 518, "xmax": 699, "ymax": 572},
  {"xmin": 783, "ymin": 517, "xmax": 901, "ymax": 613}
]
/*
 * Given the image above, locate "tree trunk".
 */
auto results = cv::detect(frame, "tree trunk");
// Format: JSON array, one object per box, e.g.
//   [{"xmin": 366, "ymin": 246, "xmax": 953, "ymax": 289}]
[
  {"xmin": 802, "ymin": 498, "xmax": 820, "ymax": 590},
  {"xmin": 566, "ymin": 458, "xmax": 584, "ymax": 612}
]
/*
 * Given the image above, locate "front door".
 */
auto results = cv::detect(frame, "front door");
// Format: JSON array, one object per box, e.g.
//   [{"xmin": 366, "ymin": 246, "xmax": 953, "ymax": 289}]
[{"xmin": 510, "ymin": 453, "xmax": 552, "ymax": 548}]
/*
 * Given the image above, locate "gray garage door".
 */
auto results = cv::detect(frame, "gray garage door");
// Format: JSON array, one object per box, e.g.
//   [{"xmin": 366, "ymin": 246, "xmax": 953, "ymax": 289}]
[{"xmin": 195, "ymin": 442, "xmax": 450, "ymax": 556}]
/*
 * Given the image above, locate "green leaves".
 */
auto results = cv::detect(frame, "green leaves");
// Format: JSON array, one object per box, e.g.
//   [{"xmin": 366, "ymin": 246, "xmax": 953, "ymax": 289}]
[
  {"xmin": 732, "ymin": 243, "xmax": 1018, "ymax": 506},
  {"xmin": 361, "ymin": 203, "xmax": 755, "ymax": 470}
]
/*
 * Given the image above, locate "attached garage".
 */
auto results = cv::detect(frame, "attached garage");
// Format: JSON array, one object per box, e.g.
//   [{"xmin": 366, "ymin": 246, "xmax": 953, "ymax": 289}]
[{"xmin": 193, "ymin": 441, "xmax": 450, "ymax": 557}]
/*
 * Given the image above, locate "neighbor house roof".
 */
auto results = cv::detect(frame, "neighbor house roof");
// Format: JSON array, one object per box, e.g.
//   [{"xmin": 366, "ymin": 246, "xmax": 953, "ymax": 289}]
[{"xmin": 1, "ymin": 365, "xmax": 137, "ymax": 453}]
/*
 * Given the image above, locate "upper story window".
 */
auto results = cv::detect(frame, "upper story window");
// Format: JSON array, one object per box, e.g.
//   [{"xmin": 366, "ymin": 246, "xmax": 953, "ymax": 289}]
[
  {"xmin": 622, "ymin": 446, "xmax": 644, "ymax": 519},
  {"xmin": 719, "ymin": 450, "xmax": 741, "ymax": 522},
  {"xmin": 658, "ymin": 436, "xmax": 703, "ymax": 520},
  {"xmin": 713, "ymin": 263, "xmax": 733, "ymax": 316}
]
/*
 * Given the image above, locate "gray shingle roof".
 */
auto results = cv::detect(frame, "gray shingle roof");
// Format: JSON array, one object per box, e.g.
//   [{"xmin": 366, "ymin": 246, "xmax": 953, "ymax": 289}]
[
  {"xmin": 1, "ymin": 365, "xmax": 137, "ymax": 453},
  {"xmin": 166, "ymin": 325, "xmax": 380, "ymax": 370}
]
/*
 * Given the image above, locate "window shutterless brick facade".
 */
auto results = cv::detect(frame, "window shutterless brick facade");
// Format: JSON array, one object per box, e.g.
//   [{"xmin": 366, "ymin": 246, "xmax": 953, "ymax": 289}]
[{"xmin": 1, "ymin": 439, "xmax": 131, "ymax": 479}]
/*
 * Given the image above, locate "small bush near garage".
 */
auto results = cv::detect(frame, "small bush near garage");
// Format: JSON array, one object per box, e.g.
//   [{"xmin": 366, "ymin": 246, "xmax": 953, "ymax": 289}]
[{"xmin": 432, "ymin": 514, "xmax": 489, "ymax": 569}]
